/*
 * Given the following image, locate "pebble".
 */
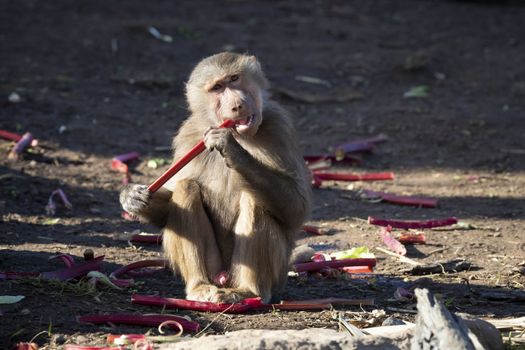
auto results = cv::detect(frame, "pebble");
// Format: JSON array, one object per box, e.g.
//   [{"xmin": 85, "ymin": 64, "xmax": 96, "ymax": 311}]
[
  {"xmin": 382, "ymin": 316, "xmax": 407, "ymax": 326},
  {"xmin": 8, "ymin": 92, "xmax": 21, "ymax": 103}
]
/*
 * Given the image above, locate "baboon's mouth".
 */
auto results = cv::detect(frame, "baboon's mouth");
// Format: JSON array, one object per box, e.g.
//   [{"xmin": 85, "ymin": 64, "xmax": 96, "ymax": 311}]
[{"xmin": 235, "ymin": 114, "xmax": 255, "ymax": 132}]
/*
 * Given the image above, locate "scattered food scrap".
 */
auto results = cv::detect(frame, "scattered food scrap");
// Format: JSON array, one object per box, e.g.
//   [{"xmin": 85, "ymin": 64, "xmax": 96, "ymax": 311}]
[
  {"xmin": 111, "ymin": 152, "xmax": 140, "ymax": 184},
  {"xmin": 7, "ymin": 132, "xmax": 35, "ymax": 160},
  {"xmin": 78, "ymin": 313, "xmax": 200, "ymax": 333},
  {"xmin": 314, "ymin": 171, "xmax": 395, "ymax": 182},
  {"xmin": 45, "ymin": 189, "xmax": 73, "ymax": 215},
  {"xmin": 368, "ymin": 216, "xmax": 458, "ymax": 229},
  {"xmin": 398, "ymin": 232, "xmax": 426, "ymax": 245},
  {"xmin": 359, "ymin": 189, "xmax": 438, "ymax": 208},
  {"xmin": 332, "ymin": 133, "xmax": 388, "ymax": 160},
  {"xmin": 379, "ymin": 225, "xmax": 407, "ymax": 256}
]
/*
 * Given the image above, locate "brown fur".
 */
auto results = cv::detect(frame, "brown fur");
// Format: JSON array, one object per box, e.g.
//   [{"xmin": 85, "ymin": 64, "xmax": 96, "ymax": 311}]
[{"xmin": 121, "ymin": 52, "xmax": 311, "ymax": 303}]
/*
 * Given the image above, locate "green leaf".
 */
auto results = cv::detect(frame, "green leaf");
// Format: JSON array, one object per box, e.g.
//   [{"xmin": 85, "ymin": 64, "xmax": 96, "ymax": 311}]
[
  {"xmin": 0, "ymin": 295, "xmax": 25, "ymax": 304},
  {"xmin": 331, "ymin": 247, "xmax": 375, "ymax": 260},
  {"xmin": 43, "ymin": 218, "xmax": 60, "ymax": 225},
  {"xmin": 87, "ymin": 271, "xmax": 123, "ymax": 290},
  {"xmin": 403, "ymin": 85, "xmax": 429, "ymax": 98}
]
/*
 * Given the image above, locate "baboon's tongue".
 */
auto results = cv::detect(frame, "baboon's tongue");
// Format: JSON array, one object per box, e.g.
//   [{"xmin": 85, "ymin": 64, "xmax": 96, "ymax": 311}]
[{"xmin": 237, "ymin": 117, "xmax": 249, "ymax": 125}]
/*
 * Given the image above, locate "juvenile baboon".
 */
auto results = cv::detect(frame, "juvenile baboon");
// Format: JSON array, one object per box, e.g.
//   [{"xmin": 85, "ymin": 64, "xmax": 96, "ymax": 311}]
[{"xmin": 120, "ymin": 52, "xmax": 311, "ymax": 303}]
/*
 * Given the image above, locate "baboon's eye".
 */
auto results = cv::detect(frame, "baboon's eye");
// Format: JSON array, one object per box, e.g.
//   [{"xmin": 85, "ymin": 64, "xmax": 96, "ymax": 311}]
[
  {"xmin": 230, "ymin": 75, "xmax": 239, "ymax": 82},
  {"xmin": 211, "ymin": 83, "xmax": 222, "ymax": 91}
]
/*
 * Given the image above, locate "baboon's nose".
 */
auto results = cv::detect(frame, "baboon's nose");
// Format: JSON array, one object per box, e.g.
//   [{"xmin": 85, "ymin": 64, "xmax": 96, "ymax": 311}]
[{"xmin": 232, "ymin": 104, "xmax": 243, "ymax": 112}]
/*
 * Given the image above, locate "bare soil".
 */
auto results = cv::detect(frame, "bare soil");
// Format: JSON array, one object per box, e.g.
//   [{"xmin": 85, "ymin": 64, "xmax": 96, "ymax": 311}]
[{"xmin": 1, "ymin": 0, "xmax": 524, "ymax": 348}]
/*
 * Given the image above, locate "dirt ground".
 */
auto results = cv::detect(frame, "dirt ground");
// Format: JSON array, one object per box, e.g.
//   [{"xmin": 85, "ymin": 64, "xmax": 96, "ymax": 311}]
[{"xmin": 1, "ymin": 0, "xmax": 525, "ymax": 348}]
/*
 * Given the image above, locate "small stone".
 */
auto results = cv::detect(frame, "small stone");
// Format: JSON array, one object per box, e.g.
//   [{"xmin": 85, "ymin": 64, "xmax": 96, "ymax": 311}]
[
  {"xmin": 8, "ymin": 92, "xmax": 21, "ymax": 103},
  {"xmin": 52, "ymin": 334, "xmax": 67, "ymax": 345},
  {"xmin": 382, "ymin": 316, "xmax": 407, "ymax": 326},
  {"xmin": 20, "ymin": 308, "xmax": 31, "ymax": 315},
  {"xmin": 74, "ymin": 335, "xmax": 88, "ymax": 344},
  {"xmin": 89, "ymin": 207, "xmax": 102, "ymax": 214}
]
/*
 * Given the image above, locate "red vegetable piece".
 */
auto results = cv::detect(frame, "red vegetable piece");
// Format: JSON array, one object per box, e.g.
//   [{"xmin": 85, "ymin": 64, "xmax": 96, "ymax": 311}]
[
  {"xmin": 313, "ymin": 172, "xmax": 394, "ymax": 182},
  {"xmin": 0, "ymin": 129, "xmax": 23, "ymax": 142},
  {"xmin": 148, "ymin": 119, "xmax": 236, "ymax": 193},
  {"xmin": 341, "ymin": 266, "xmax": 374, "ymax": 274},
  {"xmin": 114, "ymin": 152, "xmax": 141, "ymax": 163},
  {"xmin": 41, "ymin": 255, "xmax": 104, "ymax": 281},
  {"xmin": 45, "ymin": 189, "xmax": 73, "ymax": 215},
  {"xmin": 131, "ymin": 294, "xmax": 263, "ymax": 314},
  {"xmin": 1, "ymin": 257, "xmax": 102, "ymax": 281},
  {"xmin": 110, "ymin": 259, "xmax": 167, "ymax": 279},
  {"xmin": 361, "ymin": 189, "xmax": 438, "ymax": 208},
  {"xmin": 78, "ymin": 313, "xmax": 200, "ymax": 333},
  {"xmin": 16, "ymin": 343, "xmax": 39, "ymax": 350},
  {"xmin": 111, "ymin": 159, "xmax": 128, "ymax": 173},
  {"xmin": 293, "ymin": 258, "xmax": 376, "ymax": 273},
  {"xmin": 368, "ymin": 216, "xmax": 458, "ymax": 229},
  {"xmin": 398, "ymin": 232, "xmax": 426, "ymax": 244},
  {"xmin": 0, "ymin": 271, "xmax": 39, "ymax": 280},
  {"xmin": 379, "ymin": 225, "xmax": 407, "ymax": 256},
  {"xmin": 0, "ymin": 129, "xmax": 38, "ymax": 146},
  {"xmin": 311, "ymin": 253, "xmax": 331, "ymax": 262},
  {"xmin": 302, "ymin": 225, "xmax": 328, "ymax": 235},
  {"xmin": 111, "ymin": 152, "xmax": 140, "ymax": 172},
  {"xmin": 333, "ymin": 134, "xmax": 388, "ymax": 159},
  {"xmin": 130, "ymin": 233, "xmax": 163, "ymax": 244},
  {"xmin": 8, "ymin": 132, "xmax": 34, "ymax": 159},
  {"xmin": 48, "ymin": 253, "xmax": 75, "ymax": 268}
]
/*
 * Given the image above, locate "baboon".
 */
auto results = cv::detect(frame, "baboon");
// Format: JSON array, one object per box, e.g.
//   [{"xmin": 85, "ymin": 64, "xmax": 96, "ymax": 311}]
[{"xmin": 120, "ymin": 52, "xmax": 311, "ymax": 303}]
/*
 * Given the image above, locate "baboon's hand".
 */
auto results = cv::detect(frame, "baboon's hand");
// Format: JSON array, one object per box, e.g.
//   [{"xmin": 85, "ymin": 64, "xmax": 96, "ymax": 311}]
[
  {"xmin": 120, "ymin": 184, "xmax": 151, "ymax": 216},
  {"xmin": 204, "ymin": 127, "xmax": 233, "ymax": 155}
]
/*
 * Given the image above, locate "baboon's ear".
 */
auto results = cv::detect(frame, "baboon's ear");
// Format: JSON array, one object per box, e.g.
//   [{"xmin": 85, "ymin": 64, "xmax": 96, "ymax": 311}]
[{"xmin": 247, "ymin": 55, "xmax": 262, "ymax": 71}]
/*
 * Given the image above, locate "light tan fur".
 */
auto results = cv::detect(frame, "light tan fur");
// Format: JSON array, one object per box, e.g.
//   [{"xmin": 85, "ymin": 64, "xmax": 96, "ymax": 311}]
[{"xmin": 121, "ymin": 52, "xmax": 311, "ymax": 303}]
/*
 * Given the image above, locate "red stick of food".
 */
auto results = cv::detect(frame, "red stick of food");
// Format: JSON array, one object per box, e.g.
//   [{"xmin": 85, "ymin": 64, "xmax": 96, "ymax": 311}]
[
  {"xmin": 313, "ymin": 172, "xmax": 395, "ymax": 182},
  {"xmin": 302, "ymin": 225, "xmax": 328, "ymax": 235},
  {"xmin": 77, "ymin": 313, "xmax": 200, "ymax": 333},
  {"xmin": 130, "ymin": 233, "xmax": 163, "ymax": 244},
  {"xmin": 379, "ymin": 225, "xmax": 407, "ymax": 256},
  {"xmin": 0, "ymin": 129, "xmax": 38, "ymax": 146},
  {"xmin": 360, "ymin": 189, "xmax": 438, "ymax": 208},
  {"xmin": 148, "ymin": 119, "xmax": 236, "ymax": 193},
  {"xmin": 111, "ymin": 152, "xmax": 140, "ymax": 172},
  {"xmin": 110, "ymin": 259, "xmax": 167, "ymax": 279},
  {"xmin": 131, "ymin": 294, "xmax": 263, "ymax": 313},
  {"xmin": 398, "ymin": 232, "xmax": 426, "ymax": 244},
  {"xmin": 333, "ymin": 134, "xmax": 388, "ymax": 159},
  {"xmin": 8, "ymin": 132, "xmax": 34, "ymax": 159},
  {"xmin": 341, "ymin": 266, "xmax": 374, "ymax": 274},
  {"xmin": 368, "ymin": 216, "xmax": 458, "ymax": 229},
  {"xmin": 293, "ymin": 258, "xmax": 376, "ymax": 273},
  {"xmin": 41, "ymin": 256, "xmax": 104, "ymax": 281}
]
